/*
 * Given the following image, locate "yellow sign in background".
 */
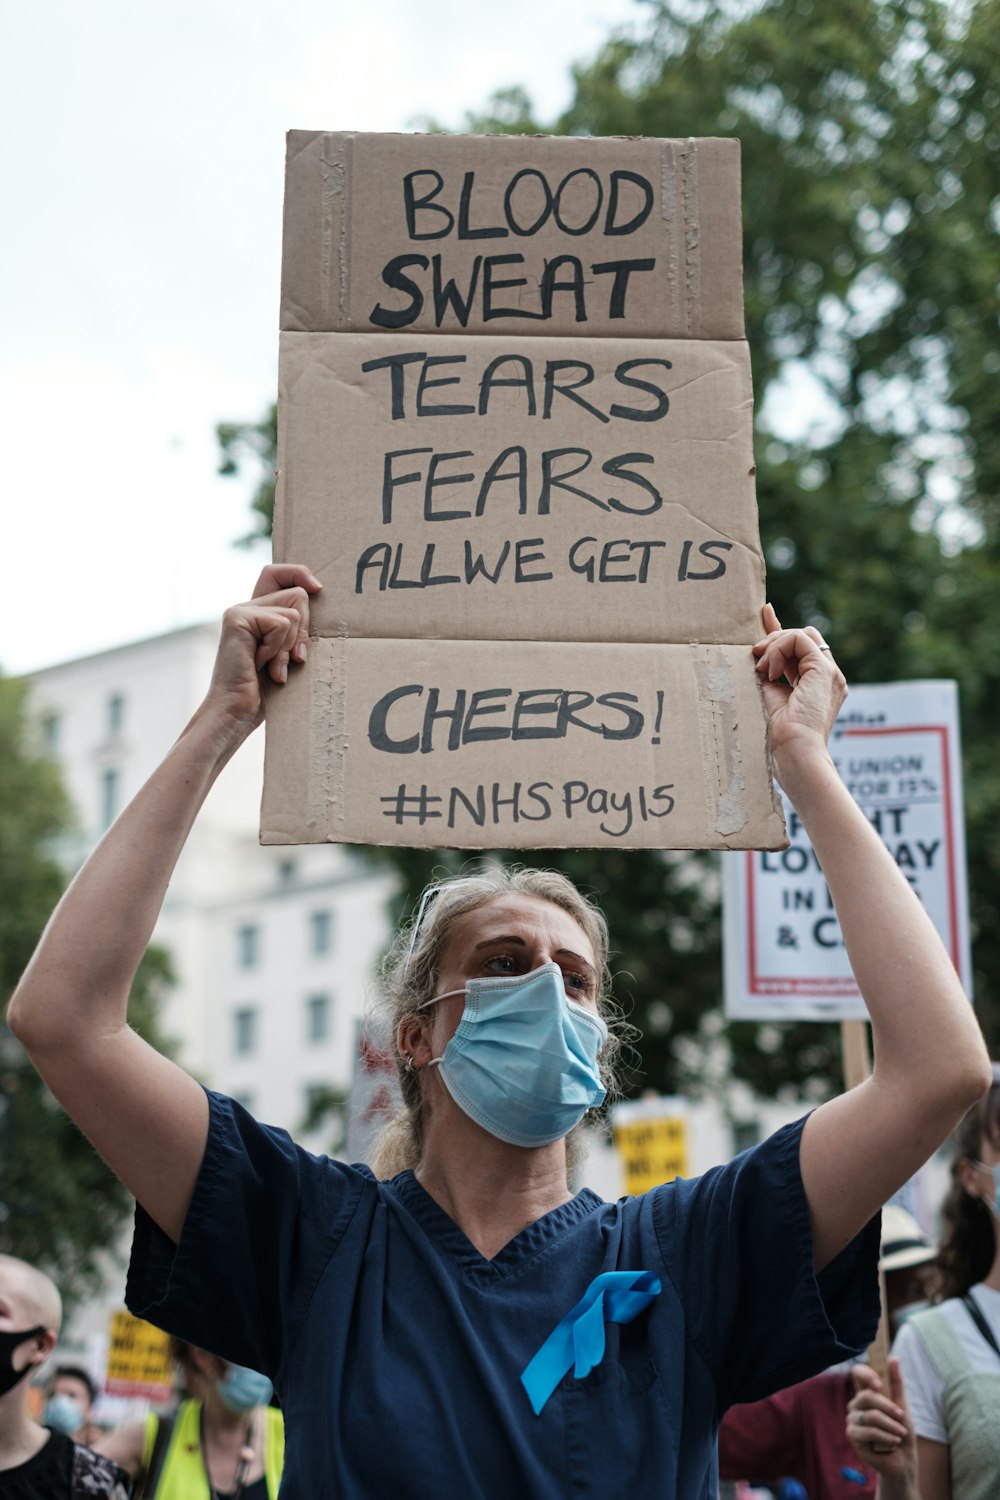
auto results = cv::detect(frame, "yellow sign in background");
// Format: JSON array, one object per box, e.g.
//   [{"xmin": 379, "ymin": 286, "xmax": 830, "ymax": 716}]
[
  {"xmin": 614, "ymin": 1108, "xmax": 688, "ymax": 1194},
  {"xmin": 105, "ymin": 1309, "xmax": 175, "ymax": 1401}
]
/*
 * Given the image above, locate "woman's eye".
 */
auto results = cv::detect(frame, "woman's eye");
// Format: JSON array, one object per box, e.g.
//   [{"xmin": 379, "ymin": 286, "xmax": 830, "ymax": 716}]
[
  {"xmin": 484, "ymin": 953, "xmax": 518, "ymax": 973},
  {"xmin": 564, "ymin": 970, "xmax": 592, "ymax": 996}
]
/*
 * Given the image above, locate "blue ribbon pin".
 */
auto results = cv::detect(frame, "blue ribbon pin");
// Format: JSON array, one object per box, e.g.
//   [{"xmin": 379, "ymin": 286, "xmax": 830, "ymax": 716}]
[{"xmin": 520, "ymin": 1270, "xmax": 661, "ymax": 1415}]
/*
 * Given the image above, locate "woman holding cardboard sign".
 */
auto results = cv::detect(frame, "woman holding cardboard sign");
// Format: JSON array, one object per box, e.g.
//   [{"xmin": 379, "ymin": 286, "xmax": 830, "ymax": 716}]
[{"xmin": 8, "ymin": 567, "xmax": 989, "ymax": 1499}]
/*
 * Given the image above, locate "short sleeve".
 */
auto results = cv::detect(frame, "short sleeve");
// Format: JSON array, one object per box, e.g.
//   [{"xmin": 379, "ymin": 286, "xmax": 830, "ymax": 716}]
[
  {"xmin": 651, "ymin": 1115, "xmax": 880, "ymax": 1412},
  {"xmin": 893, "ymin": 1319, "xmax": 948, "ymax": 1443},
  {"xmin": 126, "ymin": 1090, "xmax": 370, "ymax": 1379}
]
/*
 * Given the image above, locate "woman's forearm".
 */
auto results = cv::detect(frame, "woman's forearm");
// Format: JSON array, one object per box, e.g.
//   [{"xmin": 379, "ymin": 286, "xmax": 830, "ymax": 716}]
[
  {"xmin": 779, "ymin": 745, "xmax": 987, "ymax": 1108},
  {"xmin": 8, "ymin": 700, "xmax": 251, "ymax": 1052}
]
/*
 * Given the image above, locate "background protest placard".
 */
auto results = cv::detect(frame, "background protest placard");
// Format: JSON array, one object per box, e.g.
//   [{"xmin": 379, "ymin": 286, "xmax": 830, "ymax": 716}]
[
  {"xmin": 613, "ymin": 1096, "xmax": 689, "ymax": 1192},
  {"xmin": 104, "ymin": 1309, "xmax": 175, "ymax": 1402},
  {"xmin": 263, "ymin": 131, "xmax": 787, "ymax": 851},
  {"xmin": 722, "ymin": 680, "xmax": 971, "ymax": 1021}
]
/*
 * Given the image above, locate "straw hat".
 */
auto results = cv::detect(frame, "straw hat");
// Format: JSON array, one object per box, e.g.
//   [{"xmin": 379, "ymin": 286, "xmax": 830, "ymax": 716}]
[{"xmin": 879, "ymin": 1204, "xmax": 936, "ymax": 1273}]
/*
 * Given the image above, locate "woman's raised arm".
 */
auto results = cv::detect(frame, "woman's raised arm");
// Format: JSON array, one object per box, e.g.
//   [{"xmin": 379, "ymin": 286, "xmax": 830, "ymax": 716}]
[
  {"xmin": 7, "ymin": 566, "xmax": 321, "ymax": 1244},
  {"xmin": 754, "ymin": 605, "xmax": 991, "ymax": 1270}
]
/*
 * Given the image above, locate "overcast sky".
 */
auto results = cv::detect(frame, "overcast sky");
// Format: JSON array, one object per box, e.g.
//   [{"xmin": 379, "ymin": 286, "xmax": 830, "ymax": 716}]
[{"xmin": 1, "ymin": 0, "xmax": 644, "ymax": 675}]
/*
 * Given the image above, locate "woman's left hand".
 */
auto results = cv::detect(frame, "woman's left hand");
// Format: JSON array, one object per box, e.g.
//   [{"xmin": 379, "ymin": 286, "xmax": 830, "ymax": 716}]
[
  {"xmin": 846, "ymin": 1360, "xmax": 919, "ymax": 1495},
  {"xmin": 753, "ymin": 602, "xmax": 847, "ymax": 776}
]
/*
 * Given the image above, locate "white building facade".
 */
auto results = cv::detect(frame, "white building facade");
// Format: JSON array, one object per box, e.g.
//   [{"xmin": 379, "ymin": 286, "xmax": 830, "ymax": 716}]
[{"xmin": 26, "ymin": 623, "xmax": 396, "ymax": 1154}]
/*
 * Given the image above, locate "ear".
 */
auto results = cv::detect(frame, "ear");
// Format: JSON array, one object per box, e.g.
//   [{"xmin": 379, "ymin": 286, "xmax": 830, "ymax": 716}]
[
  {"xmin": 398, "ymin": 1013, "xmax": 435, "ymax": 1070},
  {"xmin": 21, "ymin": 1327, "xmax": 57, "ymax": 1374},
  {"xmin": 959, "ymin": 1157, "xmax": 984, "ymax": 1200}
]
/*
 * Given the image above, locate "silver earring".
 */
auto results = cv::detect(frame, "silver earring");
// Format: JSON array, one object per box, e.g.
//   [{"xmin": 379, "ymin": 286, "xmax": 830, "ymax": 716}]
[{"xmin": 403, "ymin": 1055, "xmax": 415, "ymax": 1073}]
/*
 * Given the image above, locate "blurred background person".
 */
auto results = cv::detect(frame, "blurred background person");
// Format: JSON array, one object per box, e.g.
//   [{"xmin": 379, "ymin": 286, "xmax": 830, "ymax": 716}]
[
  {"xmin": 97, "ymin": 1338, "xmax": 283, "ymax": 1499},
  {"xmin": 846, "ymin": 1066, "xmax": 1000, "ymax": 1499},
  {"xmin": 41, "ymin": 1364, "xmax": 97, "ymax": 1444},
  {"xmin": 718, "ymin": 1206, "xmax": 937, "ymax": 1500}
]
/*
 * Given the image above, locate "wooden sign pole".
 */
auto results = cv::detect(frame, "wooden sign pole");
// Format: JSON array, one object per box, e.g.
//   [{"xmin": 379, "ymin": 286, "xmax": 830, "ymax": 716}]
[{"xmin": 841, "ymin": 1020, "xmax": 890, "ymax": 1385}]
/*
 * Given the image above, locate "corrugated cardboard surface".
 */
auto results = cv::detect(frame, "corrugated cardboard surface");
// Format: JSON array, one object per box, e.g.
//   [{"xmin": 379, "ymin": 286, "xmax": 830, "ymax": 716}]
[
  {"xmin": 280, "ymin": 132, "xmax": 744, "ymax": 341},
  {"xmin": 262, "ymin": 639, "xmax": 785, "ymax": 850},
  {"xmin": 264, "ymin": 130, "xmax": 785, "ymax": 852},
  {"xmin": 274, "ymin": 332, "xmax": 763, "ymax": 646}
]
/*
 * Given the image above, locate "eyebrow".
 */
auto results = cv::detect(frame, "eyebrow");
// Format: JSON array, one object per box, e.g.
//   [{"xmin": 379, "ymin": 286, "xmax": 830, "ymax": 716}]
[{"xmin": 473, "ymin": 935, "xmax": 596, "ymax": 976}]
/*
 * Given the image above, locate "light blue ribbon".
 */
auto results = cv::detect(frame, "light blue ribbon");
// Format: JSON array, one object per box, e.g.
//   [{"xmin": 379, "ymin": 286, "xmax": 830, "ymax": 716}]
[{"xmin": 520, "ymin": 1270, "xmax": 661, "ymax": 1415}]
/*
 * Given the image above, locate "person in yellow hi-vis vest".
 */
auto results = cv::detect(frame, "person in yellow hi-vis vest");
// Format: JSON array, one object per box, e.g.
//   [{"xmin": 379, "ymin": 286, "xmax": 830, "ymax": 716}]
[{"xmin": 97, "ymin": 1340, "xmax": 283, "ymax": 1499}]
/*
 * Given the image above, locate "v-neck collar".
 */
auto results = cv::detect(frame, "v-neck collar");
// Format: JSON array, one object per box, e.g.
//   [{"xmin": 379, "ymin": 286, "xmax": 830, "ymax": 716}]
[{"xmin": 389, "ymin": 1170, "xmax": 604, "ymax": 1280}]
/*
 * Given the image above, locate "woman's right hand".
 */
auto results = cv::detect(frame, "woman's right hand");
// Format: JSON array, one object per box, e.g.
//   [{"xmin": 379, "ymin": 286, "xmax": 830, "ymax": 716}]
[{"xmin": 206, "ymin": 564, "xmax": 322, "ymax": 733}]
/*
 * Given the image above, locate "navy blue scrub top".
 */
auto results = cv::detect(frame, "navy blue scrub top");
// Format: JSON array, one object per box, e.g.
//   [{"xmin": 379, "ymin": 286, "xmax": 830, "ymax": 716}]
[{"xmin": 127, "ymin": 1091, "xmax": 879, "ymax": 1499}]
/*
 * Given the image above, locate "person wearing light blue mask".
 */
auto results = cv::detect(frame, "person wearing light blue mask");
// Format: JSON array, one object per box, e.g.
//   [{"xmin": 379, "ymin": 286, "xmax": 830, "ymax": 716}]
[
  {"xmin": 42, "ymin": 1364, "xmax": 96, "ymax": 1440},
  {"xmin": 9, "ymin": 572, "xmax": 994, "ymax": 1500},
  {"xmin": 96, "ymin": 1339, "xmax": 282, "ymax": 1499},
  {"xmin": 413, "ymin": 959, "xmax": 608, "ymax": 1150}
]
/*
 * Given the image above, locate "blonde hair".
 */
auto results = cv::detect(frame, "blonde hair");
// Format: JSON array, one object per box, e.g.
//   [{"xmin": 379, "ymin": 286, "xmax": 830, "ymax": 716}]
[{"xmin": 369, "ymin": 867, "xmax": 629, "ymax": 1179}]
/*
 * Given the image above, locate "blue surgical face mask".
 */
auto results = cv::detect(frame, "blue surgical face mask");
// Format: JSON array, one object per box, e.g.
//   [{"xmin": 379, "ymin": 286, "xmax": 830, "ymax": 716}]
[
  {"xmin": 43, "ymin": 1393, "xmax": 85, "ymax": 1434},
  {"xmin": 421, "ymin": 961, "xmax": 607, "ymax": 1148},
  {"xmin": 216, "ymin": 1363, "xmax": 273, "ymax": 1413}
]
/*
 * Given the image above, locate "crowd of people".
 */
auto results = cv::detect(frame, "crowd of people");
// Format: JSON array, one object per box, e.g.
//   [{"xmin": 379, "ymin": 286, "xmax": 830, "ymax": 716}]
[{"xmin": 1, "ymin": 570, "xmax": 996, "ymax": 1498}]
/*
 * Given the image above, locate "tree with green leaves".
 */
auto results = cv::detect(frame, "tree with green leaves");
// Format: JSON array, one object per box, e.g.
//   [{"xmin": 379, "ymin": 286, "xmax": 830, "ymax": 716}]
[
  {"xmin": 0, "ymin": 676, "xmax": 174, "ymax": 1309},
  {"xmin": 219, "ymin": 0, "xmax": 1000, "ymax": 1104}
]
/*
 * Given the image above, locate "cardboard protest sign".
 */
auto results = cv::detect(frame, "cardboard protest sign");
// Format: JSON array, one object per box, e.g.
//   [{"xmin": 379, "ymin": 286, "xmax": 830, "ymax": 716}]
[
  {"xmin": 280, "ymin": 132, "xmax": 744, "ymax": 341},
  {"xmin": 263, "ymin": 638, "xmax": 776, "ymax": 848},
  {"xmin": 263, "ymin": 131, "xmax": 785, "ymax": 851},
  {"xmin": 722, "ymin": 680, "xmax": 971, "ymax": 1021},
  {"xmin": 274, "ymin": 333, "xmax": 763, "ymax": 646}
]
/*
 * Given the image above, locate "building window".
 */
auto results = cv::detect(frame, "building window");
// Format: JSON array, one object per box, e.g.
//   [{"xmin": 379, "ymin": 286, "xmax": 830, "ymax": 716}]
[
  {"xmin": 277, "ymin": 859, "xmax": 297, "ymax": 886},
  {"xmin": 309, "ymin": 909, "xmax": 333, "ymax": 955},
  {"xmin": 236, "ymin": 924, "xmax": 259, "ymax": 969},
  {"xmin": 100, "ymin": 767, "xmax": 120, "ymax": 831},
  {"xmin": 107, "ymin": 693, "xmax": 126, "ymax": 735},
  {"xmin": 233, "ymin": 1007, "xmax": 258, "ymax": 1056},
  {"xmin": 41, "ymin": 711, "xmax": 60, "ymax": 754},
  {"xmin": 305, "ymin": 993, "xmax": 330, "ymax": 1043}
]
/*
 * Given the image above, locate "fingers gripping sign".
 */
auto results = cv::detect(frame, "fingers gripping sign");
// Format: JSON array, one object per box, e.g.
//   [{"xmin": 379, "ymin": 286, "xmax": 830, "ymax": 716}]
[
  {"xmin": 210, "ymin": 565, "xmax": 322, "ymax": 730},
  {"xmin": 752, "ymin": 602, "xmax": 848, "ymax": 777},
  {"xmin": 846, "ymin": 1359, "xmax": 917, "ymax": 1485}
]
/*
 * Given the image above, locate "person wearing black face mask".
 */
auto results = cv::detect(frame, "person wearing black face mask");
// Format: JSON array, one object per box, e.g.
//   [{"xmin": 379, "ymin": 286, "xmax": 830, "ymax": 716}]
[{"xmin": 0, "ymin": 1253, "xmax": 131, "ymax": 1498}]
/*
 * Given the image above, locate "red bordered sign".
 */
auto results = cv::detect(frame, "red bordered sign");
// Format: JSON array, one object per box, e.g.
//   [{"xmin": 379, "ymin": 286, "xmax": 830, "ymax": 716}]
[{"xmin": 723, "ymin": 681, "xmax": 970, "ymax": 1022}]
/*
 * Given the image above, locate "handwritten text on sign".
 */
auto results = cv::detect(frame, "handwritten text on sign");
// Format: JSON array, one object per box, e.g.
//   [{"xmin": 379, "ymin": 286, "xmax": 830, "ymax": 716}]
[
  {"xmin": 279, "ymin": 133, "xmax": 745, "ymax": 341},
  {"xmin": 264, "ymin": 132, "xmax": 783, "ymax": 850},
  {"xmin": 276, "ymin": 333, "xmax": 762, "ymax": 647},
  {"xmin": 262, "ymin": 638, "xmax": 785, "ymax": 850}
]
